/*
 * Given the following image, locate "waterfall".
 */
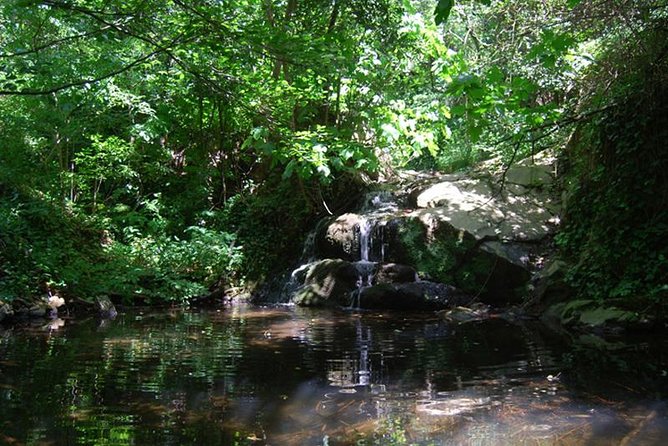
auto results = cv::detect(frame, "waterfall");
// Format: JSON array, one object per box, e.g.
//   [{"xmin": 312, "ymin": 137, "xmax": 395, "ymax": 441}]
[
  {"xmin": 359, "ymin": 218, "xmax": 372, "ymax": 262},
  {"xmin": 350, "ymin": 259, "xmax": 375, "ymax": 310},
  {"xmin": 349, "ymin": 192, "xmax": 399, "ymax": 308}
]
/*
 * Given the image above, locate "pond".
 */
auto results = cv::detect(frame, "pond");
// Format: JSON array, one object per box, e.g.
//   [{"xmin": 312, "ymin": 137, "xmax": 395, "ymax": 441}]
[{"xmin": 1, "ymin": 305, "xmax": 667, "ymax": 445}]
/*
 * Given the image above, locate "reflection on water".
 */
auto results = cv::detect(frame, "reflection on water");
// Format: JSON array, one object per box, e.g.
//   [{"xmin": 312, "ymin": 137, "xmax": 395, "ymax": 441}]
[{"xmin": 0, "ymin": 305, "xmax": 667, "ymax": 445}]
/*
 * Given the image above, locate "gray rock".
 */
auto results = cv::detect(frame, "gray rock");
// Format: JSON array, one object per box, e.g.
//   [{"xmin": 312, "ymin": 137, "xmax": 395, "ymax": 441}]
[
  {"xmin": 292, "ymin": 259, "xmax": 361, "ymax": 307},
  {"xmin": 0, "ymin": 301, "xmax": 14, "ymax": 322},
  {"xmin": 97, "ymin": 296, "xmax": 118, "ymax": 319},
  {"xmin": 440, "ymin": 304, "xmax": 490, "ymax": 323},
  {"xmin": 28, "ymin": 305, "xmax": 48, "ymax": 318},
  {"xmin": 530, "ymin": 260, "xmax": 574, "ymax": 310},
  {"xmin": 315, "ymin": 214, "xmax": 363, "ymax": 261},
  {"xmin": 505, "ymin": 163, "xmax": 553, "ymax": 188},
  {"xmin": 374, "ymin": 263, "xmax": 417, "ymax": 284},
  {"xmin": 358, "ymin": 281, "xmax": 470, "ymax": 311}
]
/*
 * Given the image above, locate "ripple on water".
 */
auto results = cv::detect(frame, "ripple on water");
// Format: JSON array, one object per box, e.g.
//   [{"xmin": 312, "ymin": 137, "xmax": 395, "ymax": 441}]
[{"xmin": 0, "ymin": 307, "xmax": 666, "ymax": 445}]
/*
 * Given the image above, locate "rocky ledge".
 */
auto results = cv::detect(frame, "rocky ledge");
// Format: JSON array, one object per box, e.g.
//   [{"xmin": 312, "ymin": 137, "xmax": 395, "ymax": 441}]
[{"xmin": 308, "ymin": 152, "xmax": 560, "ymax": 307}]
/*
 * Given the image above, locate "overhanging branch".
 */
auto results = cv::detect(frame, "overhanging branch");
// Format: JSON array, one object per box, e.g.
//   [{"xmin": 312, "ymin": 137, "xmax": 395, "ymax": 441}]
[
  {"xmin": 0, "ymin": 26, "xmax": 111, "ymax": 58},
  {"xmin": 0, "ymin": 47, "xmax": 160, "ymax": 96}
]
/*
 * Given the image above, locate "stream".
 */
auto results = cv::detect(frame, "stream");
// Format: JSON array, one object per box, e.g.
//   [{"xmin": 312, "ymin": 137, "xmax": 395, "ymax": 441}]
[{"xmin": 1, "ymin": 305, "xmax": 667, "ymax": 445}]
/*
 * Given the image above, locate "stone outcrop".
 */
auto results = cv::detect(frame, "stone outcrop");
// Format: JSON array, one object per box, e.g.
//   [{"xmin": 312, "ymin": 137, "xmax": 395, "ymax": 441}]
[
  {"xmin": 0, "ymin": 300, "xmax": 13, "ymax": 323},
  {"xmin": 290, "ymin": 258, "xmax": 468, "ymax": 310},
  {"xmin": 309, "ymin": 152, "xmax": 560, "ymax": 305}
]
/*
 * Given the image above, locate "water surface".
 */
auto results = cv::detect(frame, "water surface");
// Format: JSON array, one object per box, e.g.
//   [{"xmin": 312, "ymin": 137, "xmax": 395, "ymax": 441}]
[{"xmin": 1, "ymin": 305, "xmax": 666, "ymax": 445}]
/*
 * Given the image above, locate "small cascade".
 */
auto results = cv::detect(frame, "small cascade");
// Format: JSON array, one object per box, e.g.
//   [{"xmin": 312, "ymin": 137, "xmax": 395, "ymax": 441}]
[
  {"xmin": 354, "ymin": 218, "xmax": 390, "ymax": 264},
  {"xmin": 299, "ymin": 228, "xmax": 318, "ymax": 264},
  {"xmin": 287, "ymin": 185, "xmax": 470, "ymax": 310},
  {"xmin": 377, "ymin": 220, "xmax": 387, "ymax": 263},
  {"xmin": 354, "ymin": 261, "xmax": 375, "ymax": 288},
  {"xmin": 356, "ymin": 191, "xmax": 397, "ymax": 264},
  {"xmin": 360, "ymin": 190, "xmax": 399, "ymax": 213},
  {"xmin": 359, "ymin": 218, "xmax": 372, "ymax": 262},
  {"xmin": 350, "ymin": 260, "xmax": 375, "ymax": 310}
]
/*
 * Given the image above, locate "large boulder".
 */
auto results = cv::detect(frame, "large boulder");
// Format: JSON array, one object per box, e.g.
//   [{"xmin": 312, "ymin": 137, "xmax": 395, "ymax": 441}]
[
  {"xmin": 528, "ymin": 259, "xmax": 574, "ymax": 313},
  {"xmin": 293, "ymin": 259, "xmax": 361, "ymax": 307},
  {"xmin": 315, "ymin": 214, "xmax": 363, "ymax": 261}
]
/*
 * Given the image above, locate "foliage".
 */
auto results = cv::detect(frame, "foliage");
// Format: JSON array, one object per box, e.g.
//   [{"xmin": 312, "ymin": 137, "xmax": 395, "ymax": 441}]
[
  {"xmin": 0, "ymin": 184, "xmax": 242, "ymax": 303},
  {"xmin": 0, "ymin": 0, "xmax": 666, "ymax": 309},
  {"xmin": 556, "ymin": 18, "xmax": 668, "ymax": 311}
]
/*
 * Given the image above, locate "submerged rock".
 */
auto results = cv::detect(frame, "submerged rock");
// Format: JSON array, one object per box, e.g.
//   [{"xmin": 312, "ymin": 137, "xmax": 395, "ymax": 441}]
[
  {"xmin": 97, "ymin": 296, "xmax": 118, "ymax": 319},
  {"xmin": 439, "ymin": 304, "xmax": 491, "ymax": 323},
  {"xmin": 357, "ymin": 281, "xmax": 470, "ymax": 311}
]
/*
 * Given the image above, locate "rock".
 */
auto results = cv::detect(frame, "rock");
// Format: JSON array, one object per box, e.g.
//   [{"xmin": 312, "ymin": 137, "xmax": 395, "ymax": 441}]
[
  {"xmin": 504, "ymin": 162, "xmax": 554, "ymax": 188},
  {"xmin": 314, "ymin": 213, "xmax": 406, "ymax": 263},
  {"xmin": 292, "ymin": 259, "xmax": 362, "ymax": 307},
  {"xmin": 358, "ymin": 281, "xmax": 470, "ymax": 311},
  {"xmin": 293, "ymin": 285, "xmax": 323, "ymax": 307},
  {"xmin": 529, "ymin": 260, "xmax": 573, "ymax": 311},
  {"xmin": 315, "ymin": 214, "xmax": 363, "ymax": 261},
  {"xmin": 391, "ymin": 218, "xmax": 531, "ymax": 304},
  {"xmin": 374, "ymin": 263, "xmax": 417, "ymax": 284},
  {"xmin": 28, "ymin": 305, "xmax": 48, "ymax": 318},
  {"xmin": 440, "ymin": 304, "xmax": 490, "ymax": 323},
  {"xmin": 0, "ymin": 301, "xmax": 14, "ymax": 322},
  {"xmin": 97, "ymin": 296, "xmax": 118, "ymax": 319},
  {"xmin": 543, "ymin": 299, "xmax": 645, "ymax": 332}
]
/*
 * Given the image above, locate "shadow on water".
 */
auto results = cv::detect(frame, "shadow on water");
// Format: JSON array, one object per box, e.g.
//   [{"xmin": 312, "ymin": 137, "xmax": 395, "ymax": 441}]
[{"xmin": 1, "ymin": 305, "xmax": 667, "ymax": 445}]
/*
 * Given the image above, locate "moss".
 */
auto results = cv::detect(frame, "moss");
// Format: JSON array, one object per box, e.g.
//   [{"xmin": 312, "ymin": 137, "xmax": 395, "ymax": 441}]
[
  {"xmin": 397, "ymin": 217, "xmax": 529, "ymax": 302},
  {"xmin": 293, "ymin": 285, "xmax": 323, "ymax": 307},
  {"xmin": 397, "ymin": 218, "xmax": 489, "ymax": 294}
]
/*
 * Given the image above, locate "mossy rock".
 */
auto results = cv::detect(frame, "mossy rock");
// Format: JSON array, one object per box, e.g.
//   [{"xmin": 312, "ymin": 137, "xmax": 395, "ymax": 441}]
[
  {"xmin": 293, "ymin": 285, "xmax": 324, "ymax": 307},
  {"xmin": 292, "ymin": 259, "xmax": 360, "ymax": 307},
  {"xmin": 396, "ymin": 217, "xmax": 529, "ymax": 304}
]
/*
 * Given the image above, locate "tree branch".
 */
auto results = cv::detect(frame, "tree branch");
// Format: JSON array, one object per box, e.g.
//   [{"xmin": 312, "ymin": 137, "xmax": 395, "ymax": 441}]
[
  {"xmin": 0, "ymin": 27, "xmax": 111, "ymax": 58},
  {"xmin": 0, "ymin": 48, "xmax": 159, "ymax": 96}
]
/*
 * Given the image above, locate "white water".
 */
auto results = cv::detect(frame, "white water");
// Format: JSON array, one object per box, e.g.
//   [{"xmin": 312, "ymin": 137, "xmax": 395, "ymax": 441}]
[
  {"xmin": 350, "ymin": 260, "xmax": 376, "ymax": 310},
  {"xmin": 359, "ymin": 218, "xmax": 372, "ymax": 262}
]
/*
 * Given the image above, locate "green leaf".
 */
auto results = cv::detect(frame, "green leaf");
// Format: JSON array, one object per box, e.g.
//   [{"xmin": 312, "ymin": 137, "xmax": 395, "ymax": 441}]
[
  {"xmin": 468, "ymin": 124, "xmax": 483, "ymax": 142},
  {"xmin": 283, "ymin": 160, "xmax": 296, "ymax": 180},
  {"xmin": 486, "ymin": 66, "xmax": 504, "ymax": 84},
  {"xmin": 434, "ymin": 0, "xmax": 454, "ymax": 25}
]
